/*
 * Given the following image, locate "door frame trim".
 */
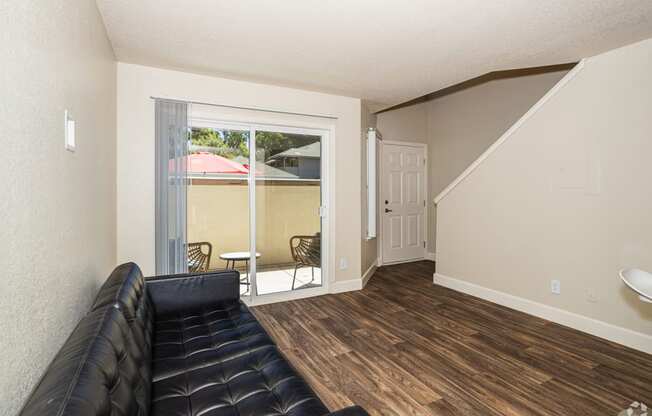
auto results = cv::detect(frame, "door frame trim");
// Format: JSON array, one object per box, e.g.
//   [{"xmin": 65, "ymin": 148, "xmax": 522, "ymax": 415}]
[{"xmin": 378, "ymin": 140, "xmax": 428, "ymax": 266}]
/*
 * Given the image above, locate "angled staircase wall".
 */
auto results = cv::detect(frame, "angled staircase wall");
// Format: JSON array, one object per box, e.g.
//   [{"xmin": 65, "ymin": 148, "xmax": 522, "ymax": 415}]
[
  {"xmin": 377, "ymin": 67, "xmax": 570, "ymax": 254},
  {"xmin": 434, "ymin": 38, "xmax": 652, "ymax": 353}
]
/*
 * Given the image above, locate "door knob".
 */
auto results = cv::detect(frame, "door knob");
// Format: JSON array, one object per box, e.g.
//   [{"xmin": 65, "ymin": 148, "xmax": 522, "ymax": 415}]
[{"xmin": 385, "ymin": 208, "xmax": 393, "ymax": 213}]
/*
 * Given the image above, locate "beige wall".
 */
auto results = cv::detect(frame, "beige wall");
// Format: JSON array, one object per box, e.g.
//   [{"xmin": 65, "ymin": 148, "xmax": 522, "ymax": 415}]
[
  {"xmin": 377, "ymin": 70, "xmax": 568, "ymax": 253},
  {"xmin": 377, "ymin": 102, "xmax": 429, "ymax": 143},
  {"xmin": 188, "ymin": 183, "xmax": 320, "ymax": 267},
  {"xmin": 426, "ymin": 71, "xmax": 569, "ymax": 198},
  {"xmin": 0, "ymin": 1, "xmax": 117, "ymax": 414},
  {"xmin": 117, "ymin": 63, "xmax": 362, "ymax": 283},
  {"xmin": 426, "ymin": 70, "xmax": 569, "ymax": 252},
  {"xmin": 436, "ymin": 39, "xmax": 652, "ymax": 343}
]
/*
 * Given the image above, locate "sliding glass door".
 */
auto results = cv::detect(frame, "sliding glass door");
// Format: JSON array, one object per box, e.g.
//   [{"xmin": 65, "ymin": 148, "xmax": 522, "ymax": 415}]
[
  {"xmin": 254, "ymin": 129, "xmax": 322, "ymax": 295},
  {"xmin": 185, "ymin": 123, "xmax": 252, "ymax": 294},
  {"xmin": 179, "ymin": 110, "xmax": 327, "ymax": 302}
]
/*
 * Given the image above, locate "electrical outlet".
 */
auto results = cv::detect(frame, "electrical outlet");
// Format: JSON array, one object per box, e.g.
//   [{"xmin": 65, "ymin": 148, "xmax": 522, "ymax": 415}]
[
  {"xmin": 339, "ymin": 257, "xmax": 348, "ymax": 270},
  {"xmin": 551, "ymin": 280, "xmax": 561, "ymax": 295}
]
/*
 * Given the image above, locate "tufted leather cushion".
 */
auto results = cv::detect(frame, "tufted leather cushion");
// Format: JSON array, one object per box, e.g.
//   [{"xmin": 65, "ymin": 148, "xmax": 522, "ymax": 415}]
[
  {"xmin": 20, "ymin": 263, "xmax": 369, "ymax": 416},
  {"xmin": 20, "ymin": 306, "xmax": 150, "ymax": 416},
  {"xmin": 88, "ymin": 263, "xmax": 330, "ymax": 415},
  {"xmin": 91, "ymin": 262, "xmax": 155, "ymax": 408},
  {"xmin": 152, "ymin": 302, "xmax": 275, "ymax": 380},
  {"xmin": 91, "ymin": 262, "xmax": 149, "ymax": 320},
  {"xmin": 151, "ymin": 343, "xmax": 328, "ymax": 416},
  {"xmin": 91, "ymin": 262, "xmax": 155, "ymax": 356},
  {"xmin": 147, "ymin": 271, "xmax": 240, "ymax": 317},
  {"xmin": 148, "ymin": 289, "xmax": 329, "ymax": 414}
]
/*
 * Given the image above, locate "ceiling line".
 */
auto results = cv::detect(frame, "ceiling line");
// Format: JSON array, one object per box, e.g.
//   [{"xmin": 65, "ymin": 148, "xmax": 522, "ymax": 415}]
[
  {"xmin": 150, "ymin": 96, "xmax": 339, "ymax": 120},
  {"xmin": 376, "ymin": 62, "xmax": 578, "ymax": 114}
]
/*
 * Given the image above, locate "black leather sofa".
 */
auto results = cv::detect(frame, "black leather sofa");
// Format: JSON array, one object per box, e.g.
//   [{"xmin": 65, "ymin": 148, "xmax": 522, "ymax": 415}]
[{"xmin": 20, "ymin": 263, "xmax": 368, "ymax": 416}]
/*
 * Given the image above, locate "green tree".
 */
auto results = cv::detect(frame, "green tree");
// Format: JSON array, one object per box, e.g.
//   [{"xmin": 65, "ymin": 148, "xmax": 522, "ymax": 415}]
[
  {"xmin": 223, "ymin": 130, "xmax": 249, "ymax": 157},
  {"xmin": 191, "ymin": 128, "xmax": 225, "ymax": 148},
  {"xmin": 255, "ymin": 131, "xmax": 288, "ymax": 158},
  {"xmin": 190, "ymin": 128, "xmax": 248, "ymax": 159},
  {"xmin": 191, "ymin": 127, "xmax": 320, "ymax": 161}
]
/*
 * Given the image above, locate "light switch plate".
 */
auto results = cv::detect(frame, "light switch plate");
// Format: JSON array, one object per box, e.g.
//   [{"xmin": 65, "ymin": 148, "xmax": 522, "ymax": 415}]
[
  {"xmin": 339, "ymin": 257, "xmax": 348, "ymax": 270},
  {"xmin": 65, "ymin": 110, "xmax": 75, "ymax": 152}
]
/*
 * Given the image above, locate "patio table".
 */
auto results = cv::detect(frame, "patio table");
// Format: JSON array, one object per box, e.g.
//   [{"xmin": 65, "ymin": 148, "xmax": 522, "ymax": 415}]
[{"xmin": 219, "ymin": 251, "xmax": 261, "ymax": 287}]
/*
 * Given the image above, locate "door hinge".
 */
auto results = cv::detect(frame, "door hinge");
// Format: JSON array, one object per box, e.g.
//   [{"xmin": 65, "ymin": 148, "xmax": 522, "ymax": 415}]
[
  {"xmin": 423, "ymin": 241, "xmax": 426, "ymax": 248},
  {"xmin": 423, "ymin": 200, "xmax": 426, "ymax": 207},
  {"xmin": 319, "ymin": 206, "xmax": 327, "ymax": 218}
]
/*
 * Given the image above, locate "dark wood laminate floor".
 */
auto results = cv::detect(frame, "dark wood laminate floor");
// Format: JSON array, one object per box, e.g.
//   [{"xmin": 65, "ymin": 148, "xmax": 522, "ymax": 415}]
[{"xmin": 251, "ymin": 261, "xmax": 652, "ymax": 415}]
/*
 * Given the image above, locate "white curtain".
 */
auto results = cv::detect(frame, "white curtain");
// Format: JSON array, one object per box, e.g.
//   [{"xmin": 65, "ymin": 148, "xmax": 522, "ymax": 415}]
[{"xmin": 155, "ymin": 100, "xmax": 189, "ymax": 275}]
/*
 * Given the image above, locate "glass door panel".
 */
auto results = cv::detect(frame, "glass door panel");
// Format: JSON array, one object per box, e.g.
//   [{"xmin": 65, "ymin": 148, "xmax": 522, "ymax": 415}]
[
  {"xmin": 254, "ymin": 130, "xmax": 322, "ymax": 295},
  {"xmin": 183, "ymin": 108, "xmax": 327, "ymax": 301},
  {"xmin": 186, "ymin": 123, "xmax": 252, "ymax": 296}
]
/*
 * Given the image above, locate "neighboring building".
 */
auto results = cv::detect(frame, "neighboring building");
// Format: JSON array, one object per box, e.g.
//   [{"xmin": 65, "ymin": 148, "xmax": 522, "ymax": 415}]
[{"xmin": 266, "ymin": 142, "xmax": 321, "ymax": 179}]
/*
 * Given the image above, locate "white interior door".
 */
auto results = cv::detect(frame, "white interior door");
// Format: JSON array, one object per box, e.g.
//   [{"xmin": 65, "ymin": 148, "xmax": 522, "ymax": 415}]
[{"xmin": 381, "ymin": 143, "xmax": 426, "ymax": 263}]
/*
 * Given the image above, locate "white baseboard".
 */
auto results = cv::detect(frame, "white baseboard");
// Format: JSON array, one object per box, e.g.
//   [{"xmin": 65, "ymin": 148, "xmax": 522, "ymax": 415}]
[
  {"xmin": 331, "ymin": 278, "xmax": 363, "ymax": 294},
  {"xmin": 244, "ymin": 286, "xmax": 329, "ymax": 306},
  {"xmin": 425, "ymin": 252, "xmax": 436, "ymax": 262},
  {"xmin": 362, "ymin": 261, "xmax": 378, "ymax": 288},
  {"xmin": 434, "ymin": 272, "xmax": 652, "ymax": 354},
  {"xmin": 331, "ymin": 263, "xmax": 378, "ymax": 294}
]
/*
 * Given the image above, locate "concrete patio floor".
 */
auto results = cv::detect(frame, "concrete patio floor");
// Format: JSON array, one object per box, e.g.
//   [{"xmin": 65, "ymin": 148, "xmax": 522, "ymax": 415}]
[{"xmin": 239, "ymin": 265, "xmax": 322, "ymax": 296}]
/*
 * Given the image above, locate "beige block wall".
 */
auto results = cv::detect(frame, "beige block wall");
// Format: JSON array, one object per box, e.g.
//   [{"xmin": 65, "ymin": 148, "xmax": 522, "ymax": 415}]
[
  {"xmin": 436, "ymin": 38, "xmax": 652, "ymax": 338},
  {"xmin": 188, "ymin": 183, "xmax": 320, "ymax": 267},
  {"xmin": 0, "ymin": 1, "xmax": 117, "ymax": 414}
]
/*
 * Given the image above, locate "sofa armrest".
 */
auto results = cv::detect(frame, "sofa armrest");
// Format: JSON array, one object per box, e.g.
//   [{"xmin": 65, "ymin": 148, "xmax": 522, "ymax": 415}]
[
  {"xmin": 324, "ymin": 406, "xmax": 370, "ymax": 416},
  {"xmin": 146, "ymin": 270, "xmax": 240, "ymax": 316}
]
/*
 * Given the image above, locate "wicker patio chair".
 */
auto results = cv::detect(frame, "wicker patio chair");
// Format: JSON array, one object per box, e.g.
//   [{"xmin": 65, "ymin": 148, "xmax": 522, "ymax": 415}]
[
  {"xmin": 188, "ymin": 241, "xmax": 212, "ymax": 273},
  {"xmin": 290, "ymin": 233, "xmax": 320, "ymax": 290}
]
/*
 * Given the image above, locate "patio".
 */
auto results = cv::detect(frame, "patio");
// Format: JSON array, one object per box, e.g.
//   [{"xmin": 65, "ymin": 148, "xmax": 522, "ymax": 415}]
[
  {"xmin": 186, "ymin": 146, "xmax": 323, "ymax": 296},
  {"xmin": 236, "ymin": 265, "xmax": 322, "ymax": 296}
]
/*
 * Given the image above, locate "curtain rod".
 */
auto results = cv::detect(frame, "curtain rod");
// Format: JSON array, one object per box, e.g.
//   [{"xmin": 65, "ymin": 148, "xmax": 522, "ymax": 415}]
[{"xmin": 150, "ymin": 96, "xmax": 338, "ymax": 120}]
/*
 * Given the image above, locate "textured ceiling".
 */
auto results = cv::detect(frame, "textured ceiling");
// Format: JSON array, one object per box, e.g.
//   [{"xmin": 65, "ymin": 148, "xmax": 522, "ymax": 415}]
[{"xmin": 96, "ymin": 0, "xmax": 652, "ymax": 107}]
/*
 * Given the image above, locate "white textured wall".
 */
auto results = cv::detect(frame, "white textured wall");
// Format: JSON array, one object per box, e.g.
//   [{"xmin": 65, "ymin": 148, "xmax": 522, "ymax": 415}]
[
  {"xmin": 116, "ymin": 63, "xmax": 362, "ymax": 283},
  {"xmin": 437, "ymin": 39, "xmax": 652, "ymax": 339},
  {"xmin": 0, "ymin": 1, "xmax": 116, "ymax": 414}
]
